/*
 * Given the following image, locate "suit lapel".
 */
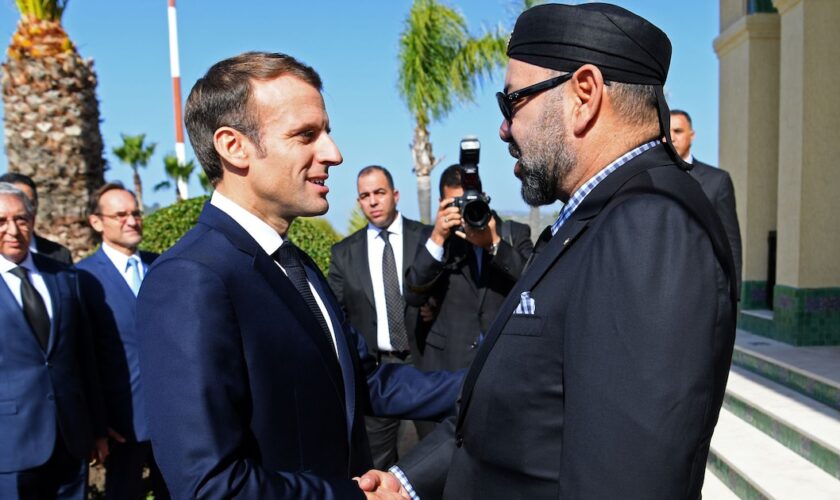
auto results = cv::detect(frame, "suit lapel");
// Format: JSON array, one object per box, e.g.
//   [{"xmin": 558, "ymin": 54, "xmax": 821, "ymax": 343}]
[
  {"xmin": 38, "ymin": 262, "xmax": 61, "ymax": 356},
  {"xmin": 0, "ymin": 275, "xmax": 37, "ymax": 346},
  {"xmin": 352, "ymin": 233, "xmax": 376, "ymax": 309},
  {"xmin": 200, "ymin": 204, "xmax": 347, "ymax": 406},
  {"xmin": 93, "ymin": 248, "xmax": 135, "ymax": 301}
]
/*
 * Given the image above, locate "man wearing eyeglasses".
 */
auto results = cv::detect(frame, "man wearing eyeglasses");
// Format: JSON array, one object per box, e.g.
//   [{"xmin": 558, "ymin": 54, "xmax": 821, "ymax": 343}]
[
  {"xmin": 360, "ymin": 3, "xmax": 737, "ymax": 499},
  {"xmin": 75, "ymin": 182, "xmax": 168, "ymax": 500},
  {"xmin": 0, "ymin": 182, "xmax": 107, "ymax": 499}
]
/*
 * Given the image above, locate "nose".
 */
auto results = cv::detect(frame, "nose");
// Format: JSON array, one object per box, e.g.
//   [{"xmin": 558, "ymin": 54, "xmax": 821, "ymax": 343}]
[
  {"xmin": 319, "ymin": 134, "xmax": 343, "ymax": 167},
  {"xmin": 499, "ymin": 118, "xmax": 512, "ymax": 142}
]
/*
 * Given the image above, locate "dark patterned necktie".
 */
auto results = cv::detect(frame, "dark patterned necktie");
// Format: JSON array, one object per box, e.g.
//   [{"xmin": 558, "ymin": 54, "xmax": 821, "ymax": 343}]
[
  {"xmin": 380, "ymin": 230, "xmax": 410, "ymax": 352},
  {"xmin": 9, "ymin": 266, "xmax": 50, "ymax": 351},
  {"xmin": 273, "ymin": 243, "xmax": 336, "ymax": 355}
]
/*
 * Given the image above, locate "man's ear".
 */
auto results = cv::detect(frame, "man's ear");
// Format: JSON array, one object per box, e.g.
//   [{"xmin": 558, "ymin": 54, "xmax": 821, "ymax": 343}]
[
  {"xmin": 213, "ymin": 127, "xmax": 250, "ymax": 169},
  {"xmin": 88, "ymin": 214, "xmax": 103, "ymax": 234},
  {"xmin": 569, "ymin": 64, "xmax": 606, "ymax": 136}
]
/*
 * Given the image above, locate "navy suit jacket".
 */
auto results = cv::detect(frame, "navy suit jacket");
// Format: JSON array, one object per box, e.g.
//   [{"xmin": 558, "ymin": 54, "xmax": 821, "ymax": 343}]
[
  {"xmin": 137, "ymin": 203, "xmax": 461, "ymax": 499},
  {"xmin": 0, "ymin": 254, "xmax": 104, "ymax": 472},
  {"xmin": 77, "ymin": 247, "xmax": 158, "ymax": 442}
]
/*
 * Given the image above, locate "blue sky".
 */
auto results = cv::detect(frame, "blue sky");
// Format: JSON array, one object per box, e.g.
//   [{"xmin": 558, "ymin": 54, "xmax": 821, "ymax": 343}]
[{"xmin": 1, "ymin": 1, "xmax": 720, "ymax": 234}]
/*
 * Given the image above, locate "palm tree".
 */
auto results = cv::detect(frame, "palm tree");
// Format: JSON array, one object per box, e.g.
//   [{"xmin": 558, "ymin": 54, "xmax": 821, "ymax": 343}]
[
  {"xmin": 154, "ymin": 154, "xmax": 195, "ymax": 202},
  {"xmin": 113, "ymin": 133, "xmax": 156, "ymax": 208},
  {"xmin": 398, "ymin": 0, "xmax": 507, "ymax": 223},
  {"xmin": 2, "ymin": 0, "xmax": 106, "ymax": 256}
]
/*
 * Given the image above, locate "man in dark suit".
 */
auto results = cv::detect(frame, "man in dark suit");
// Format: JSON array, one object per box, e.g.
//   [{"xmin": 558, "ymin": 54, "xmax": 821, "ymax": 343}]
[
  {"xmin": 0, "ymin": 182, "xmax": 107, "ymax": 499},
  {"xmin": 0, "ymin": 173, "xmax": 73, "ymax": 264},
  {"xmin": 329, "ymin": 165, "xmax": 431, "ymax": 469},
  {"xmin": 405, "ymin": 164, "xmax": 532, "ymax": 374},
  {"xmin": 360, "ymin": 4, "xmax": 738, "ymax": 499},
  {"xmin": 670, "ymin": 109, "xmax": 743, "ymax": 298},
  {"xmin": 76, "ymin": 183, "xmax": 168, "ymax": 500},
  {"xmin": 137, "ymin": 52, "xmax": 461, "ymax": 499}
]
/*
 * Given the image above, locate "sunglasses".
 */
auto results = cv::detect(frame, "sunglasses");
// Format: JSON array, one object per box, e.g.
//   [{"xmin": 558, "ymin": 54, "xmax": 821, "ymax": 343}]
[{"xmin": 496, "ymin": 73, "xmax": 573, "ymax": 122}]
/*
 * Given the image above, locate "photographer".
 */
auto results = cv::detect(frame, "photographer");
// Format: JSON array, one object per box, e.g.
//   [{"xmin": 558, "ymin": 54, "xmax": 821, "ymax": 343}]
[{"xmin": 406, "ymin": 163, "xmax": 533, "ymax": 388}]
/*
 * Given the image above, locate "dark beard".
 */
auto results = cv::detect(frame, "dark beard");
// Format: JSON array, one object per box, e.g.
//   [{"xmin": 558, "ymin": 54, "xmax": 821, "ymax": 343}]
[{"xmin": 514, "ymin": 121, "xmax": 576, "ymax": 206}]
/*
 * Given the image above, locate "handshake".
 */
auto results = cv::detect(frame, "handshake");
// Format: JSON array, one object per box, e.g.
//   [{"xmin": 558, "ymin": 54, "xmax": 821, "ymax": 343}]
[{"xmin": 355, "ymin": 469, "xmax": 411, "ymax": 499}]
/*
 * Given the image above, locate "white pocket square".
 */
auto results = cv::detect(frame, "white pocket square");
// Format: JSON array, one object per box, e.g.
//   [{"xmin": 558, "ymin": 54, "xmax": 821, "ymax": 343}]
[{"xmin": 513, "ymin": 291, "xmax": 535, "ymax": 315}]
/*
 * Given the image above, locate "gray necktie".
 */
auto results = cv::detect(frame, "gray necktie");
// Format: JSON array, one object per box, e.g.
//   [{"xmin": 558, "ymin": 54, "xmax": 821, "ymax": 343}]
[
  {"xmin": 9, "ymin": 266, "xmax": 50, "ymax": 351},
  {"xmin": 380, "ymin": 230, "xmax": 410, "ymax": 352}
]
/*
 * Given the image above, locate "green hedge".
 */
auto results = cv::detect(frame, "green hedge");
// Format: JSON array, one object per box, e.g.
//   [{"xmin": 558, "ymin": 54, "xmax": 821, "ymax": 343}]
[{"xmin": 141, "ymin": 196, "xmax": 341, "ymax": 273}]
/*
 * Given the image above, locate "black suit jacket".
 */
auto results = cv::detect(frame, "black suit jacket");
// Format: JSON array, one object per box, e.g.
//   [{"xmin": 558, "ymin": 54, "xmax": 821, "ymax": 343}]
[
  {"xmin": 691, "ymin": 159, "xmax": 742, "ymax": 298},
  {"xmin": 34, "ymin": 234, "xmax": 73, "ymax": 265},
  {"xmin": 398, "ymin": 145, "xmax": 738, "ymax": 499},
  {"xmin": 404, "ymin": 217, "xmax": 532, "ymax": 371},
  {"xmin": 328, "ymin": 216, "xmax": 431, "ymax": 361}
]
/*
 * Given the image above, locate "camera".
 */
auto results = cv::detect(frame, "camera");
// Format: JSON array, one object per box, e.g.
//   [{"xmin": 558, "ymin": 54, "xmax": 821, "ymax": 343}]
[{"xmin": 450, "ymin": 136, "xmax": 492, "ymax": 230}]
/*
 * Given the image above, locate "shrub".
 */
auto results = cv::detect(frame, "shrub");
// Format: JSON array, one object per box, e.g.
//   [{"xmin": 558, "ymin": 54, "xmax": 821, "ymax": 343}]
[{"xmin": 141, "ymin": 196, "xmax": 341, "ymax": 272}]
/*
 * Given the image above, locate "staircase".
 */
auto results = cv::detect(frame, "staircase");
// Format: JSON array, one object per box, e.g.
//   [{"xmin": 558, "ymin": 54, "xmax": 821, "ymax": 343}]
[{"xmin": 702, "ymin": 330, "xmax": 840, "ymax": 499}]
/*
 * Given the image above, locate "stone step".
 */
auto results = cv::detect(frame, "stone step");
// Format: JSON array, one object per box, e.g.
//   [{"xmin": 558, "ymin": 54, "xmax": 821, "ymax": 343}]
[
  {"xmin": 724, "ymin": 366, "xmax": 840, "ymax": 480},
  {"xmin": 709, "ymin": 409, "xmax": 840, "ymax": 498},
  {"xmin": 732, "ymin": 330, "xmax": 840, "ymax": 412},
  {"xmin": 702, "ymin": 467, "xmax": 739, "ymax": 499}
]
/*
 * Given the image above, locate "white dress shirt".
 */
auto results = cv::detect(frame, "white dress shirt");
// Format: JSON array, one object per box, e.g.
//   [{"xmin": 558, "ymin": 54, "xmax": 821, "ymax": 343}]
[
  {"xmin": 366, "ymin": 213, "xmax": 405, "ymax": 352},
  {"xmin": 101, "ymin": 241, "xmax": 147, "ymax": 289},
  {"xmin": 210, "ymin": 191, "xmax": 339, "ymax": 355},
  {"xmin": 0, "ymin": 252, "xmax": 54, "ymax": 321},
  {"xmin": 425, "ymin": 235, "xmax": 485, "ymax": 276}
]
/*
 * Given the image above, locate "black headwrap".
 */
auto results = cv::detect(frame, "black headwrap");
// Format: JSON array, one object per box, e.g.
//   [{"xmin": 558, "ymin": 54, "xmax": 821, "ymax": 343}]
[{"xmin": 508, "ymin": 3, "xmax": 689, "ymax": 170}]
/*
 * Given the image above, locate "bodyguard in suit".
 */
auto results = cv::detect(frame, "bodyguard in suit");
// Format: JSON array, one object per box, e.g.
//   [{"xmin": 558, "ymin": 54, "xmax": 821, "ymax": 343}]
[
  {"xmin": 329, "ymin": 165, "xmax": 431, "ymax": 469},
  {"xmin": 405, "ymin": 164, "xmax": 532, "ymax": 374},
  {"xmin": 360, "ymin": 4, "xmax": 738, "ymax": 499},
  {"xmin": 0, "ymin": 182, "xmax": 107, "ymax": 499},
  {"xmin": 0, "ymin": 173, "xmax": 73, "ymax": 264},
  {"xmin": 670, "ymin": 109, "xmax": 743, "ymax": 298},
  {"xmin": 137, "ymin": 52, "xmax": 461, "ymax": 499},
  {"xmin": 76, "ymin": 183, "xmax": 168, "ymax": 500}
]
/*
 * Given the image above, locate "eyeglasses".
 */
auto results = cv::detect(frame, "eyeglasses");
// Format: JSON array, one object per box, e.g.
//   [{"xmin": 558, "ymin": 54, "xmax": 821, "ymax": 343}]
[
  {"xmin": 496, "ymin": 73, "xmax": 573, "ymax": 122},
  {"xmin": 0, "ymin": 215, "xmax": 33, "ymax": 231},
  {"xmin": 96, "ymin": 211, "xmax": 143, "ymax": 223}
]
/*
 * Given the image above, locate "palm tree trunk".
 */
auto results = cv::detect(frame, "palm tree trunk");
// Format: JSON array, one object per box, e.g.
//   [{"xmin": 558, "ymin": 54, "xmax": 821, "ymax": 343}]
[
  {"xmin": 176, "ymin": 177, "xmax": 189, "ymax": 201},
  {"xmin": 529, "ymin": 205, "xmax": 541, "ymax": 243},
  {"xmin": 133, "ymin": 168, "xmax": 144, "ymax": 209},
  {"xmin": 411, "ymin": 123, "xmax": 435, "ymax": 223}
]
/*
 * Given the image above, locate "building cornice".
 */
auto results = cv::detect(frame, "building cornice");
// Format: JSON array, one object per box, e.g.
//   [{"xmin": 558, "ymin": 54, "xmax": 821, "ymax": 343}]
[
  {"xmin": 714, "ymin": 13, "xmax": 780, "ymax": 58},
  {"xmin": 773, "ymin": 0, "xmax": 802, "ymax": 16}
]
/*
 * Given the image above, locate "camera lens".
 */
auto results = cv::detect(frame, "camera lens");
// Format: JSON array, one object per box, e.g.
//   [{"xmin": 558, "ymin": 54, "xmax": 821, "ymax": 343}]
[{"xmin": 463, "ymin": 199, "xmax": 491, "ymax": 229}]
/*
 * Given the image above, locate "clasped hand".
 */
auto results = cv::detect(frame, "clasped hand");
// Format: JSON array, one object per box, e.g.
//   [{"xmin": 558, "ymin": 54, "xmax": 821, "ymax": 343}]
[{"xmin": 355, "ymin": 469, "xmax": 410, "ymax": 499}]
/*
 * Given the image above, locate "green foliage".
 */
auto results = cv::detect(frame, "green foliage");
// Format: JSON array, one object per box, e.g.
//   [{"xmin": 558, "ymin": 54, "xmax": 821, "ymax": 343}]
[
  {"xmin": 140, "ymin": 196, "xmax": 341, "ymax": 273},
  {"xmin": 113, "ymin": 133, "xmax": 156, "ymax": 171},
  {"xmin": 140, "ymin": 196, "xmax": 208, "ymax": 254},
  {"xmin": 347, "ymin": 205, "xmax": 368, "ymax": 235},
  {"xmin": 15, "ymin": 0, "xmax": 67, "ymax": 20},
  {"xmin": 398, "ymin": 0, "xmax": 507, "ymax": 128}
]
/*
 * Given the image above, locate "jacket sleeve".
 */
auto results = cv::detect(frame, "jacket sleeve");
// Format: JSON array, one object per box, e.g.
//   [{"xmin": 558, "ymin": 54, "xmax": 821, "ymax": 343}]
[
  {"xmin": 395, "ymin": 416, "xmax": 458, "ymax": 499},
  {"xmin": 488, "ymin": 221, "xmax": 533, "ymax": 282},
  {"xmin": 73, "ymin": 270, "xmax": 108, "ymax": 439},
  {"xmin": 327, "ymin": 244, "xmax": 346, "ymax": 311},
  {"xmin": 715, "ymin": 173, "xmax": 742, "ymax": 299},
  {"xmin": 404, "ymin": 243, "xmax": 446, "ymax": 307},
  {"xmin": 560, "ymin": 195, "xmax": 733, "ymax": 498},
  {"xmin": 137, "ymin": 257, "xmax": 363, "ymax": 500}
]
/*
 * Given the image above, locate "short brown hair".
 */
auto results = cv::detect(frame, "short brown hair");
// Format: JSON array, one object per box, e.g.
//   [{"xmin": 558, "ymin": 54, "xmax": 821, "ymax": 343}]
[
  {"xmin": 89, "ymin": 182, "xmax": 137, "ymax": 217},
  {"xmin": 184, "ymin": 52, "xmax": 322, "ymax": 186}
]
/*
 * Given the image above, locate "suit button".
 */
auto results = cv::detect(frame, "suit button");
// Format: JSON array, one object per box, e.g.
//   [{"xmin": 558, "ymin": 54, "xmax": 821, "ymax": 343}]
[
  {"xmin": 44, "ymin": 361, "xmax": 51, "ymax": 367},
  {"xmin": 470, "ymin": 341, "xmax": 478, "ymax": 349},
  {"xmin": 456, "ymin": 434, "xmax": 464, "ymax": 447},
  {"xmin": 47, "ymin": 394, "xmax": 54, "ymax": 401}
]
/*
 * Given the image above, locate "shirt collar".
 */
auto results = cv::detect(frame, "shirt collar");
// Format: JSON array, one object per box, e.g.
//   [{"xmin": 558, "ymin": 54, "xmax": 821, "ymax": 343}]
[
  {"xmin": 551, "ymin": 140, "xmax": 660, "ymax": 235},
  {"xmin": 367, "ymin": 212, "xmax": 404, "ymax": 238},
  {"xmin": 211, "ymin": 190, "xmax": 285, "ymax": 256},
  {"xmin": 684, "ymin": 152, "xmax": 694, "ymax": 164},
  {"xmin": 101, "ymin": 241, "xmax": 142, "ymax": 271},
  {"xmin": 0, "ymin": 252, "xmax": 35, "ymax": 274}
]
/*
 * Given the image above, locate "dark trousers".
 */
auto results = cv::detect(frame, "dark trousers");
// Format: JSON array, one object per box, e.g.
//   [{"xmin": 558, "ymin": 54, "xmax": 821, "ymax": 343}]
[
  {"xmin": 104, "ymin": 440, "xmax": 169, "ymax": 500},
  {"xmin": 367, "ymin": 351, "xmax": 420, "ymax": 469},
  {"xmin": 0, "ymin": 433, "xmax": 87, "ymax": 500}
]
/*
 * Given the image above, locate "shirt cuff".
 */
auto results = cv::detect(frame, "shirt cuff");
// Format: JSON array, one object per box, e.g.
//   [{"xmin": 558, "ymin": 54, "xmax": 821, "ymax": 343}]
[
  {"xmin": 389, "ymin": 465, "xmax": 420, "ymax": 500},
  {"xmin": 424, "ymin": 238, "xmax": 445, "ymax": 262}
]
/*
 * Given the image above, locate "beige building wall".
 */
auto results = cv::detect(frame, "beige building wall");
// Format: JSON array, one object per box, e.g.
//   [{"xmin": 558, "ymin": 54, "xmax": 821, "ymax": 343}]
[
  {"xmin": 714, "ymin": 13, "xmax": 780, "ymax": 284},
  {"xmin": 774, "ymin": 0, "xmax": 840, "ymax": 288}
]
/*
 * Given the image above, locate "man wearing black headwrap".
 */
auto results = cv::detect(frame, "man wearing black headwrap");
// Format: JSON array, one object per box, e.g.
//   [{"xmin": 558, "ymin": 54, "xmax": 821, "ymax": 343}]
[{"xmin": 359, "ymin": 3, "xmax": 737, "ymax": 499}]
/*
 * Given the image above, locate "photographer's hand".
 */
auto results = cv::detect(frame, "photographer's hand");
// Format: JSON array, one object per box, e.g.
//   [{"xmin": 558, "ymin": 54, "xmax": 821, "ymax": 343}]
[
  {"xmin": 431, "ymin": 198, "xmax": 462, "ymax": 246},
  {"xmin": 460, "ymin": 214, "xmax": 500, "ymax": 252}
]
